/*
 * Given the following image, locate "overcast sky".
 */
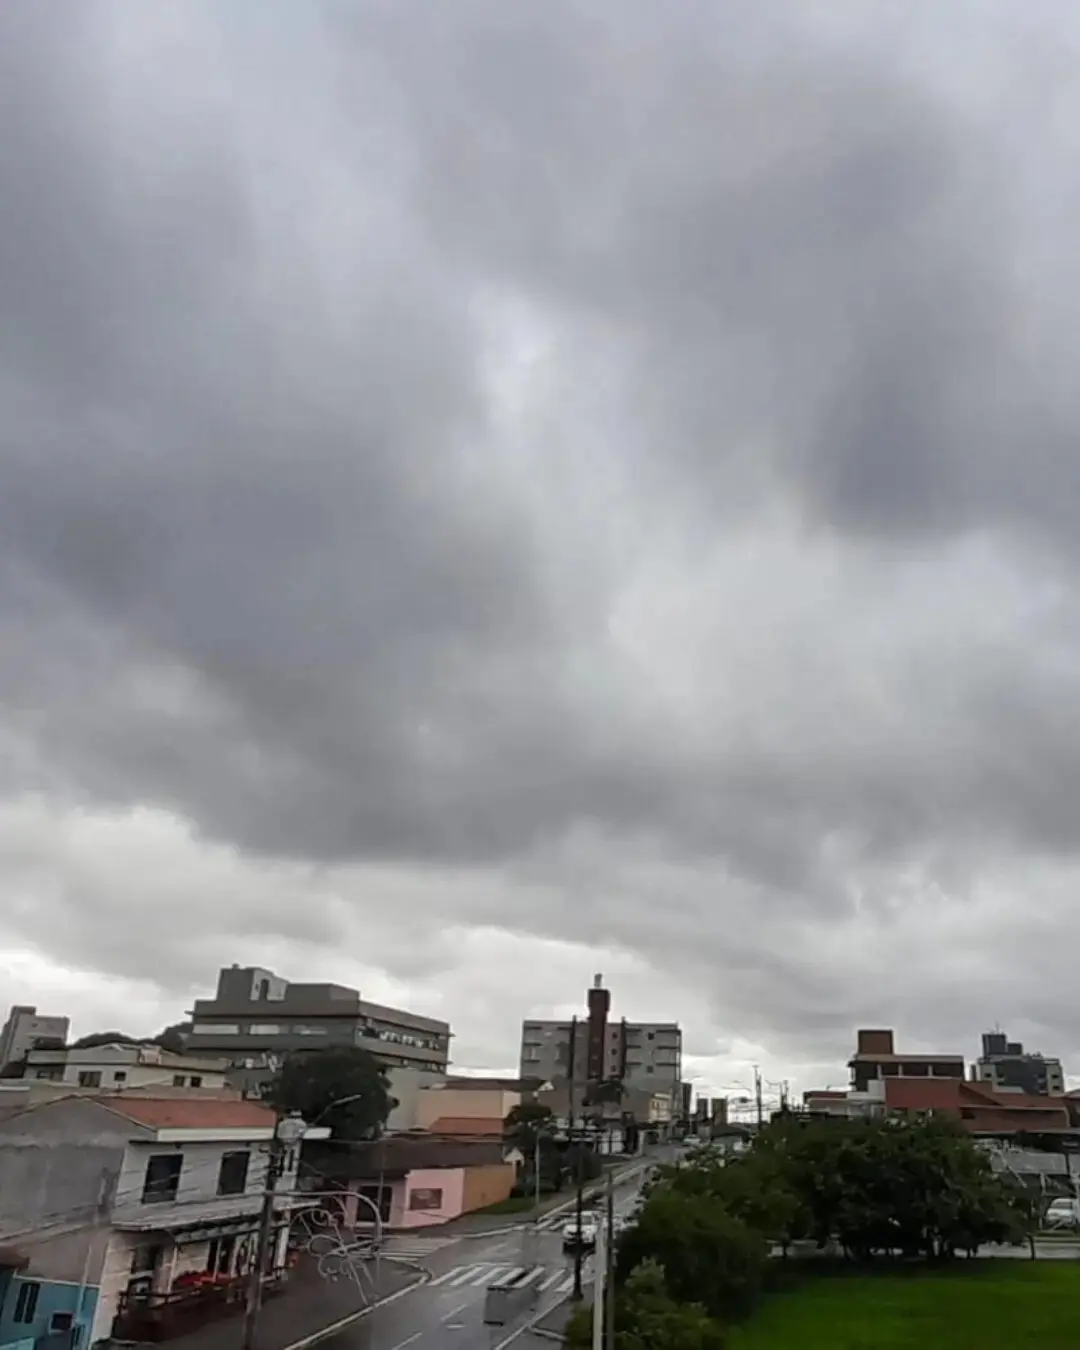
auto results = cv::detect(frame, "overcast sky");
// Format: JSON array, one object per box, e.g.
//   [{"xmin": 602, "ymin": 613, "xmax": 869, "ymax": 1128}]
[{"xmin": 5, "ymin": 1, "xmax": 1080, "ymax": 1100}]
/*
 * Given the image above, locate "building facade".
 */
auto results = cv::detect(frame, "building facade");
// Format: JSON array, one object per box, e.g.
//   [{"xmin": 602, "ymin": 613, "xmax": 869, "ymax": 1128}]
[
  {"xmin": 21, "ymin": 1042, "xmax": 229, "ymax": 1091},
  {"xmin": 848, "ymin": 1028, "xmax": 965, "ymax": 1093},
  {"xmin": 185, "ymin": 965, "xmax": 451, "ymax": 1091},
  {"xmin": 0, "ymin": 1005, "xmax": 69, "ymax": 1071},
  {"xmin": 519, "ymin": 976, "xmax": 682, "ymax": 1116},
  {"xmin": 0, "ymin": 1094, "xmax": 318, "ymax": 1348},
  {"xmin": 974, "ymin": 1031, "xmax": 1065, "ymax": 1096}
]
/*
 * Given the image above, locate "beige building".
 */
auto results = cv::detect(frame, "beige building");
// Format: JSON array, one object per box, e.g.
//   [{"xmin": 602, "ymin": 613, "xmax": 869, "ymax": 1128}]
[
  {"xmin": 23, "ymin": 1042, "xmax": 229, "ymax": 1091},
  {"xmin": 414, "ymin": 1077, "xmax": 526, "ymax": 1135}
]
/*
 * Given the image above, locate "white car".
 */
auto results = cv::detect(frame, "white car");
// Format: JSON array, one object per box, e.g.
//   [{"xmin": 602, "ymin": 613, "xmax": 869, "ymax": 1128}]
[
  {"xmin": 1045, "ymin": 1198, "xmax": 1080, "ymax": 1229},
  {"xmin": 562, "ymin": 1218, "xmax": 598, "ymax": 1250}
]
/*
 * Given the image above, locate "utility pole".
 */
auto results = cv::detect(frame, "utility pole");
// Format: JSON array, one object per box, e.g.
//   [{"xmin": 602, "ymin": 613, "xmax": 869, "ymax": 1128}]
[
  {"xmin": 604, "ymin": 1167, "xmax": 616, "ymax": 1350},
  {"xmin": 568, "ymin": 1015, "xmax": 587, "ymax": 1301},
  {"xmin": 243, "ymin": 1114, "xmax": 306, "ymax": 1350},
  {"xmin": 754, "ymin": 1065, "xmax": 763, "ymax": 1128}
]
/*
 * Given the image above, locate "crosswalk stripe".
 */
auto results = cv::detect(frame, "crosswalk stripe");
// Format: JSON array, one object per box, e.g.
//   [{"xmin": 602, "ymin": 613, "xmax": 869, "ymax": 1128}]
[
  {"xmin": 426, "ymin": 1268, "xmax": 466, "ymax": 1288},
  {"xmin": 470, "ymin": 1265, "xmax": 509, "ymax": 1286},
  {"xmin": 519, "ymin": 1266, "xmax": 546, "ymax": 1287},
  {"xmin": 447, "ymin": 1266, "xmax": 484, "ymax": 1287},
  {"xmin": 500, "ymin": 1267, "xmax": 527, "ymax": 1284},
  {"xmin": 539, "ymin": 1270, "xmax": 564, "ymax": 1291},
  {"xmin": 556, "ymin": 1275, "xmax": 575, "ymax": 1294}
]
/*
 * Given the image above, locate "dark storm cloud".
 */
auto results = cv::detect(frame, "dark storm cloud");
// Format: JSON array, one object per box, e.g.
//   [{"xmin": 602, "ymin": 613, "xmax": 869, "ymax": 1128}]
[{"xmin": 6, "ymin": 1, "xmax": 1080, "ymax": 1071}]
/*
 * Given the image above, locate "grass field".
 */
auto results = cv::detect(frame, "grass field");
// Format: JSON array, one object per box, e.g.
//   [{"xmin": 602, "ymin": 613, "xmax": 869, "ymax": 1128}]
[{"xmin": 727, "ymin": 1261, "xmax": 1080, "ymax": 1349}]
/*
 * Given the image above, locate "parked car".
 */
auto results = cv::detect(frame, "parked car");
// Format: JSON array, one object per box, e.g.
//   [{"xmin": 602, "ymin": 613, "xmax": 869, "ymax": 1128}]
[
  {"xmin": 1045, "ymin": 1197, "xmax": 1080, "ymax": 1229},
  {"xmin": 562, "ymin": 1217, "xmax": 598, "ymax": 1250}
]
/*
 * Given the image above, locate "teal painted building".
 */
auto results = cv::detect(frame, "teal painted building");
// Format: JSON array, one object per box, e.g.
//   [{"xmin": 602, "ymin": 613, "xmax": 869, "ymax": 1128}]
[{"xmin": 0, "ymin": 1268, "xmax": 98, "ymax": 1350}]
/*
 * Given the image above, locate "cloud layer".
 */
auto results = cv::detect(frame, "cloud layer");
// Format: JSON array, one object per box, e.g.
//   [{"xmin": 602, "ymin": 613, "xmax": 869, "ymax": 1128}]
[{"xmin": 4, "ymin": 1, "xmax": 1080, "ymax": 1091}]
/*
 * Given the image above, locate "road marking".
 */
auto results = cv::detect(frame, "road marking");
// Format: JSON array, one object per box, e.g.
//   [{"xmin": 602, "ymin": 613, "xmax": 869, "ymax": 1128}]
[
  {"xmin": 281, "ymin": 1272, "xmax": 426, "ymax": 1350},
  {"xmin": 539, "ymin": 1270, "xmax": 565, "ymax": 1291},
  {"xmin": 441, "ymin": 1302, "xmax": 469, "ymax": 1321},
  {"xmin": 388, "ymin": 1335, "xmax": 422, "ymax": 1350},
  {"xmin": 468, "ymin": 1264, "xmax": 508, "ymax": 1286},
  {"xmin": 500, "ymin": 1266, "xmax": 527, "ymax": 1283},
  {"xmin": 447, "ymin": 1265, "xmax": 484, "ymax": 1286},
  {"xmin": 518, "ymin": 1265, "xmax": 546, "ymax": 1286},
  {"xmin": 427, "ymin": 1267, "xmax": 466, "ymax": 1287}
]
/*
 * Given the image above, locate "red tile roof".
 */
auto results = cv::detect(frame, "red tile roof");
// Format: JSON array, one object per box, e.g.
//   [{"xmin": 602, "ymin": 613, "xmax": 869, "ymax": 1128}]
[
  {"xmin": 94, "ymin": 1096, "xmax": 277, "ymax": 1130},
  {"xmin": 884, "ymin": 1078, "xmax": 1071, "ymax": 1130}
]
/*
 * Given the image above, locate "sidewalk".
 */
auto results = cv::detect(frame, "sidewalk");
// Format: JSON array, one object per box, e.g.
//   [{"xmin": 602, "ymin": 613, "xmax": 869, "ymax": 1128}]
[
  {"xmin": 440, "ymin": 1158, "xmax": 652, "ymax": 1237},
  {"xmin": 162, "ymin": 1263, "xmax": 424, "ymax": 1350}
]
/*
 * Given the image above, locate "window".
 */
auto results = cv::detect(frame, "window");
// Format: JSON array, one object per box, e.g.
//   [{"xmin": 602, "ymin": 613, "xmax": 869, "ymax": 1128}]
[
  {"xmin": 217, "ymin": 1150, "xmax": 250, "ymax": 1197},
  {"xmin": 172, "ymin": 1074, "xmax": 185, "ymax": 1087},
  {"xmin": 142, "ymin": 1153, "xmax": 183, "ymax": 1203},
  {"xmin": 50, "ymin": 1313, "xmax": 74, "ymax": 1334},
  {"xmin": 114, "ymin": 1070, "xmax": 127, "ymax": 1082},
  {"xmin": 247, "ymin": 1024, "xmax": 282, "ymax": 1036},
  {"xmin": 292, "ymin": 1024, "xmax": 328, "ymax": 1035},
  {"xmin": 34, "ymin": 1067, "xmax": 63, "ymax": 1081},
  {"xmin": 190, "ymin": 1075, "xmax": 203, "ymax": 1088},
  {"xmin": 192, "ymin": 1023, "xmax": 240, "ymax": 1035},
  {"xmin": 13, "ymin": 1281, "xmax": 41, "ymax": 1324},
  {"xmin": 77, "ymin": 1070, "xmax": 102, "ymax": 1087}
]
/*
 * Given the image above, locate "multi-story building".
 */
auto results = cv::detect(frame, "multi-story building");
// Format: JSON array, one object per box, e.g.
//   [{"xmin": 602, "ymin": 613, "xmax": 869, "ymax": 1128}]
[
  {"xmin": 848, "ymin": 1028, "xmax": 965, "ymax": 1093},
  {"xmin": 0, "ymin": 1004, "xmax": 69, "ymax": 1070},
  {"xmin": 21, "ymin": 1041, "xmax": 229, "ymax": 1091},
  {"xmin": 185, "ymin": 965, "xmax": 451, "ymax": 1092},
  {"xmin": 0, "ymin": 1093, "xmax": 326, "ymax": 1347},
  {"xmin": 519, "ymin": 975, "xmax": 682, "ymax": 1118},
  {"xmin": 974, "ymin": 1031, "xmax": 1065, "ymax": 1096}
]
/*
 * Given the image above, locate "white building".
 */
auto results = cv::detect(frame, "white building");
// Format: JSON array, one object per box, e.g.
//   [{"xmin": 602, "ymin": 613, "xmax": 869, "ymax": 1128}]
[
  {"xmin": 0, "ymin": 1094, "xmax": 325, "ymax": 1348},
  {"xmin": 24, "ymin": 1042, "xmax": 229, "ymax": 1091},
  {"xmin": 0, "ymin": 1005, "xmax": 69, "ymax": 1070}
]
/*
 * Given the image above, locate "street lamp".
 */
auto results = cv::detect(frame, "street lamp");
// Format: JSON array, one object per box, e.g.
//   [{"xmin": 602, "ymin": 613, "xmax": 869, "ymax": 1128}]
[{"xmin": 243, "ymin": 1113, "xmax": 308, "ymax": 1350}]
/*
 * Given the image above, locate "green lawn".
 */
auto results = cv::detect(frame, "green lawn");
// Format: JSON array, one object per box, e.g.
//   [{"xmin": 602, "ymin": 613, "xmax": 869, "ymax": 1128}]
[{"xmin": 727, "ymin": 1261, "xmax": 1080, "ymax": 1350}]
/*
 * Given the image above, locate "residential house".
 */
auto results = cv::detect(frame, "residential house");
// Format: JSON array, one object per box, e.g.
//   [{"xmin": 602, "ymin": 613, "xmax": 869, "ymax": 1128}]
[
  {"xmin": 301, "ymin": 1135, "xmax": 514, "ymax": 1230},
  {"xmin": 0, "ymin": 1094, "xmax": 324, "ymax": 1347},
  {"xmin": 21, "ymin": 1043, "xmax": 228, "ymax": 1092},
  {"xmin": 414, "ymin": 1077, "xmax": 538, "ymax": 1138}
]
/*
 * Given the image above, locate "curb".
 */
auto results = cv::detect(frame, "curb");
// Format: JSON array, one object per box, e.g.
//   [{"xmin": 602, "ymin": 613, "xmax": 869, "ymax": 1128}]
[
  {"xmin": 281, "ymin": 1271, "xmax": 427, "ymax": 1350},
  {"xmin": 459, "ymin": 1162, "xmax": 651, "ymax": 1240}
]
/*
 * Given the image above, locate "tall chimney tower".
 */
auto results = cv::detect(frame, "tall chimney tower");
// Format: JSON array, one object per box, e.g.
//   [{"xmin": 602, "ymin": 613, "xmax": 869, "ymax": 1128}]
[{"xmin": 586, "ymin": 973, "xmax": 610, "ymax": 1089}]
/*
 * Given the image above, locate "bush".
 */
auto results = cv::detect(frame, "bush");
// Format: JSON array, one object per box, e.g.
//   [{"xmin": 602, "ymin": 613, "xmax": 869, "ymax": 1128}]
[
  {"xmin": 616, "ymin": 1187, "xmax": 766, "ymax": 1321},
  {"xmin": 565, "ymin": 1260, "xmax": 727, "ymax": 1350}
]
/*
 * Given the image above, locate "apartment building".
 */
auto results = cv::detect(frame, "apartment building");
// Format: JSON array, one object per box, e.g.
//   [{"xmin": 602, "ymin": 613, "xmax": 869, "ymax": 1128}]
[
  {"xmin": 848, "ymin": 1028, "xmax": 965, "ymax": 1093},
  {"xmin": 186, "ymin": 965, "xmax": 451, "ymax": 1091},
  {"xmin": 0, "ymin": 1004, "xmax": 69, "ymax": 1070},
  {"xmin": 519, "ymin": 975, "xmax": 682, "ymax": 1115},
  {"xmin": 21, "ymin": 1041, "xmax": 229, "ymax": 1091},
  {"xmin": 974, "ymin": 1030, "xmax": 1065, "ymax": 1096}
]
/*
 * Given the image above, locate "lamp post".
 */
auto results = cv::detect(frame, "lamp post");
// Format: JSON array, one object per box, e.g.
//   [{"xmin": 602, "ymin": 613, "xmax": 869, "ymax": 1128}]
[{"xmin": 243, "ymin": 1112, "xmax": 308, "ymax": 1350}]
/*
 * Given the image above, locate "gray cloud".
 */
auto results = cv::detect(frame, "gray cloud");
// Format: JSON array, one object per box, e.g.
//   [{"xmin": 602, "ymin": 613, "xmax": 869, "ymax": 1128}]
[{"xmin": 4, "ymin": 1, "xmax": 1080, "ymax": 1084}]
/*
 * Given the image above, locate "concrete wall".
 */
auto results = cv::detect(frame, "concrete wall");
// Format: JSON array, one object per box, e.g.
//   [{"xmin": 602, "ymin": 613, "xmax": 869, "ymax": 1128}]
[
  {"xmin": 385, "ymin": 1067, "xmax": 446, "ymax": 1131},
  {"xmin": 0, "ymin": 1271, "xmax": 98, "ymax": 1350},
  {"xmin": 461, "ymin": 1163, "xmax": 514, "ymax": 1213},
  {"xmin": 414, "ymin": 1086, "xmax": 517, "ymax": 1130},
  {"xmin": 395, "ymin": 1168, "xmax": 466, "ymax": 1228}
]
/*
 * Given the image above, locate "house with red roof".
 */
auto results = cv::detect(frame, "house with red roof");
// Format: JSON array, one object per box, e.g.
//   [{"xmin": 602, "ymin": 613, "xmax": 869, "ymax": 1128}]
[{"xmin": 0, "ymin": 1093, "xmax": 326, "ymax": 1346}]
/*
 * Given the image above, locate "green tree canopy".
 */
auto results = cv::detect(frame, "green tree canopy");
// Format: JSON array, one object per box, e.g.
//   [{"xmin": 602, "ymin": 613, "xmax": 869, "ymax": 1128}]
[
  {"xmin": 616, "ymin": 1186, "xmax": 766, "ymax": 1321},
  {"xmin": 264, "ymin": 1046, "xmax": 392, "ymax": 1140},
  {"xmin": 566, "ymin": 1260, "xmax": 726, "ymax": 1350},
  {"xmin": 504, "ymin": 1100, "xmax": 555, "ymax": 1151}
]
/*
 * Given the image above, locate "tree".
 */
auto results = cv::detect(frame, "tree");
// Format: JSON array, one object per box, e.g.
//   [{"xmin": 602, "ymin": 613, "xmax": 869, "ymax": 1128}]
[
  {"xmin": 615, "ymin": 1187, "xmax": 766, "ymax": 1322},
  {"xmin": 152, "ymin": 1022, "xmax": 191, "ymax": 1053},
  {"xmin": 565, "ymin": 1260, "xmax": 726, "ymax": 1350},
  {"xmin": 72, "ymin": 1032, "xmax": 141, "ymax": 1049},
  {"xmin": 504, "ymin": 1101, "xmax": 555, "ymax": 1152},
  {"xmin": 264, "ymin": 1047, "xmax": 391, "ymax": 1140}
]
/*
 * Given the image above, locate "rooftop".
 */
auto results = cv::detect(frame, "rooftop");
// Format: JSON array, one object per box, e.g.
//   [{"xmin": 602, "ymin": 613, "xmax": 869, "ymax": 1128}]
[{"xmin": 94, "ymin": 1095, "xmax": 277, "ymax": 1130}]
